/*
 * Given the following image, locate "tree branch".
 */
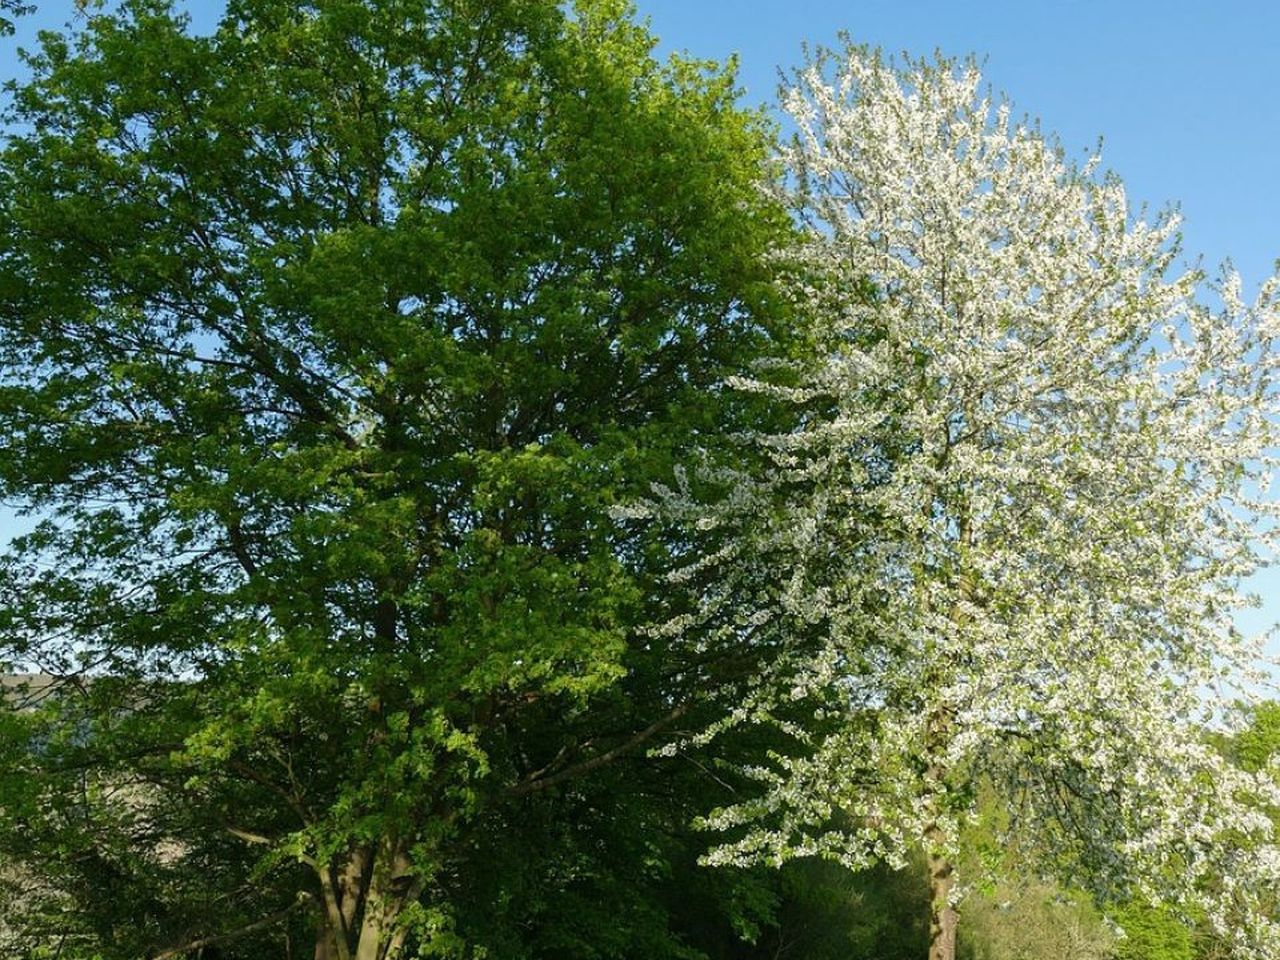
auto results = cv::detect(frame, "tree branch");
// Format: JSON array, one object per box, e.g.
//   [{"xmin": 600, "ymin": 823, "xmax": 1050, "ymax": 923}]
[
  {"xmin": 509, "ymin": 701, "xmax": 692, "ymax": 797},
  {"xmin": 149, "ymin": 895, "xmax": 311, "ymax": 959}
]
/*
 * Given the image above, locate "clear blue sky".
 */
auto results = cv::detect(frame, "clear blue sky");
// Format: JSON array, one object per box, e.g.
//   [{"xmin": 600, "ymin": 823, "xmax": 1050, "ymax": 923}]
[{"xmin": 2, "ymin": 1, "xmax": 1277, "ymax": 653}]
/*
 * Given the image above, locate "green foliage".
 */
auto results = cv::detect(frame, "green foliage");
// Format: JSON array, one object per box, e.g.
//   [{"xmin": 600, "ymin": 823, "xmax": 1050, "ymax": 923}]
[
  {"xmin": 953, "ymin": 788, "xmax": 1116, "ymax": 960},
  {"xmin": 3, "ymin": 0, "xmax": 1269, "ymax": 956},
  {"xmin": 1111, "ymin": 901, "xmax": 1195, "ymax": 960},
  {"xmin": 1234, "ymin": 702, "xmax": 1280, "ymax": 775},
  {"xmin": 0, "ymin": 0, "xmax": 790, "ymax": 956}
]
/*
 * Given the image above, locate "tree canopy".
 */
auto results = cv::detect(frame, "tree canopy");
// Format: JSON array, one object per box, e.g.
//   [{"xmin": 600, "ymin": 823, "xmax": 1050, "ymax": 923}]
[
  {"xmin": 652, "ymin": 44, "xmax": 1280, "ymax": 960},
  {"xmin": 0, "ymin": 1, "xmax": 791, "ymax": 956}
]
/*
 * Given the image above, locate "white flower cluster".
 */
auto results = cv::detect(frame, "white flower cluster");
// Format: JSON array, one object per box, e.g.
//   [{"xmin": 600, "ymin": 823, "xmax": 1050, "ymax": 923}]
[{"xmin": 675, "ymin": 46, "xmax": 1280, "ymax": 954}]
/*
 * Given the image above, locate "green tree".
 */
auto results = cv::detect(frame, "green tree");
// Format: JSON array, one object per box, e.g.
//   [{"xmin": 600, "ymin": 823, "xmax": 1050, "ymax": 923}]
[
  {"xmin": 1189, "ymin": 702, "xmax": 1280, "ymax": 959},
  {"xmin": 0, "ymin": 1, "xmax": 790, "ymax": 957},
  {"xmin": 1234, "ymin": 702, "xmax": 1280, "ymax": 777}
]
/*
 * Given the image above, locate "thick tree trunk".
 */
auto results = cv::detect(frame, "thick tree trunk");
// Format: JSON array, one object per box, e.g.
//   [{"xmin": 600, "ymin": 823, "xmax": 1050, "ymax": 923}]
[
  {"xmin": 926, "ymin": 846, "xmax": 958, "ymax": 960},
  {"xmin": 313, "ymin": 844, "xmax": 374, "ymax": 960},
  {"xmin": 352, "ymin": 912, "xmax": 389, "ymax": 960},
  {"xmin": 312, "ymin": 864, "xmax": 407, "ymax": 960},
  {"xmin": 351, "ymin": 838, "xmax": 419, "ymax": 960}
]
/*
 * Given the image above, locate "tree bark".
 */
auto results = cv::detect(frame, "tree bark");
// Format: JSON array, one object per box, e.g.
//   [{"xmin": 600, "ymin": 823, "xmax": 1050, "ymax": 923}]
[
  {"xmin": 313, "ymin": 844, "xmax": 371, "ymax": 960},
  {"xmin": 926, "ymin": 844, "xmax": 958, "ymax": 960},
  {"xmin": 314, "ymin": 932, "xmax": 337, "ymax": 960},
  {"xmin": 923, "ymin": 690, "xmax": 958, "ymax": 960},
  {"xmin": 351, "ymin": 838, "xmax": 418, "ymax": 960}
]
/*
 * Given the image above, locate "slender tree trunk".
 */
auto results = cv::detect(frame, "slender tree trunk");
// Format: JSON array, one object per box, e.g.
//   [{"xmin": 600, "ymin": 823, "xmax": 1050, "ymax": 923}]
[
  {"xmin": 926, "ymin": 843, "xmax": 958, "ymax": 960},
  {"xmin": 316, "ymin": 881, "xmax": 352, "ymax": 960},
  {"xmin": 923, "ymin": 689, "xmax": 958, "ymax": 960},
  {"xmin": 352, "ymin": 913, "xmax": 388, "ymax": 960}
]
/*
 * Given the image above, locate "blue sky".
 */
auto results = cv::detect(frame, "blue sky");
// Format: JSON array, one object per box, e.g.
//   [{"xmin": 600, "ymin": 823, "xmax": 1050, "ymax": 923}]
[{"xmin": 2, "ymin": 0, "xmax": 1277, "ymax": 651}]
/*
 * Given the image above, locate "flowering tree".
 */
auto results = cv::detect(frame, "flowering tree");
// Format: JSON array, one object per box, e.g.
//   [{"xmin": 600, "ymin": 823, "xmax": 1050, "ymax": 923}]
[{"xmin": 681, "ymin": 45, "xmax": 1280, "ymax": 960}]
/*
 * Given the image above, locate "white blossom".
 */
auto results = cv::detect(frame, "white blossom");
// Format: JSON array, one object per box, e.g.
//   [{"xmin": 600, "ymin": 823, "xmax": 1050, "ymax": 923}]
[{"xmin": 671, "ymin": 45, "xmax": 1280, "ymax": 955}]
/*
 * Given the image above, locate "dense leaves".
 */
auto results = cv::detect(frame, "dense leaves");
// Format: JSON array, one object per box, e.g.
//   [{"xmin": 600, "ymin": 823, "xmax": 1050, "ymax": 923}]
[{"xmin": 0, "ymin": 1, "xmax": 791, "ymax": 956}]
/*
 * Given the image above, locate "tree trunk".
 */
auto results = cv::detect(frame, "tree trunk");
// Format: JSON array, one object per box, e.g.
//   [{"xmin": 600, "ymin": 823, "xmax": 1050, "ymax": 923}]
[
  {"xmin": 926, "ymin": 846, "xmax": 958, "ymax": 960},
  {"xmin": 351, "ymin": 838, "xmax": 419, "ymax": 960},
  {"xmin": 313, "ymin": 844, "xmax": 373, "ymax": 960},
  {"xmin": 923, "ymin": 699, "xmax": 958, "ymax": 960},
  {"xmin": 314, "ymin": 929, "xmax": 339, "ymax": 960}
]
